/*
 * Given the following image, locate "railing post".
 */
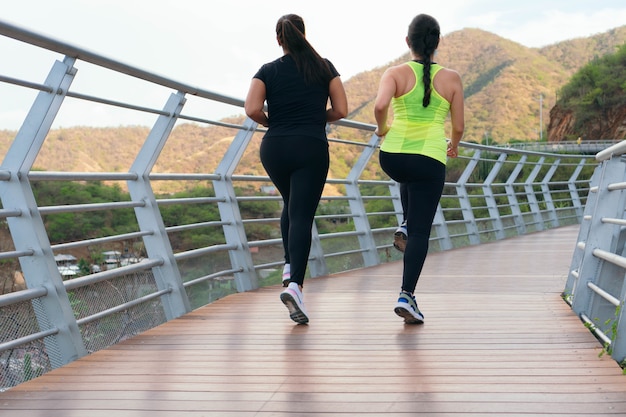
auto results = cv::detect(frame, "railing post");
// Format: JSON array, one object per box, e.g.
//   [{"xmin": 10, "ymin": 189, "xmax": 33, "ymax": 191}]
[
  {"xmin": 0, "ymin": 57, "xmax": 87, "ymax": 367},
  {"xmin": 505, "ymin": 155, "xmax": 528, "ymax": 236},
  {"xmin": 343, "ymin": 133, "xmax": 383, "ymax": 267},
  {"xmin": 563, "ymin": 166, "xmax": 602, "ymax": 299},
  {"xmin": 523, "ymin": 156, "xmax": 546, "ymax": 231},
  {"xmin": 431, "ymin": 203, "xmax": 452, "ymax": 250},
  {"xmin": 568, "ymin": 158, "xmax": 589, "ymax": 222},
  {"xmin": 212, "ymin": 118, "xmax": 259, "ymax": 292},
  {"xmin": 482, "ymin": 153, "xmax": 507, "ymax": 240},
  {"xmin": 570, "ymin": 158, "xmax": 626, "ymax": 318},
  {"xmin": 456, "ymin": 150, "xmax": 480, "ymax": 245},
  {"xmin": 540, "ymin": 158, "xmax": 561, "ymax": 228},
  {"xmin": 127, "ymin": 91, "xmax": 191, "ymax": 320},
  {"xmin": 307, "ymin": 222, "xmax": 328, "ymax": 277}
]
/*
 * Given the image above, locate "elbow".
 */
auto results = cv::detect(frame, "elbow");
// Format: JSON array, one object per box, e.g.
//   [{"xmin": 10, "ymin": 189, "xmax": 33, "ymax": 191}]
[{"xmin": 452, "ymin": 121, "xmax": 465, "ymax": 138}]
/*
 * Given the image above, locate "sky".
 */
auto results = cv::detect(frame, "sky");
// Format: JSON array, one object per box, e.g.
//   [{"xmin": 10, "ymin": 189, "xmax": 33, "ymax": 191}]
[{"xmin": 2, "ymin": 0, "xmax": 626, "ymax": 130}]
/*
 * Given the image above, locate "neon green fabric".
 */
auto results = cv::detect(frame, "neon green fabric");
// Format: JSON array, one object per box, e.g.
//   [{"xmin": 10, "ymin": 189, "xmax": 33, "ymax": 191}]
[{"xmin": 380, "ymin": 61, "xmax": 450, "ymax": 164}]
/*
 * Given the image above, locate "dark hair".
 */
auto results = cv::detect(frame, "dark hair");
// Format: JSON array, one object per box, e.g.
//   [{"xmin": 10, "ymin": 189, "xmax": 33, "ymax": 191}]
[
  {"xmin": 407, "ymin": 14, "xmax": 441, "ymax": 107},
  {"xmin": 276, "ymin": 14, "xmax": 333, "ymax": 86}
]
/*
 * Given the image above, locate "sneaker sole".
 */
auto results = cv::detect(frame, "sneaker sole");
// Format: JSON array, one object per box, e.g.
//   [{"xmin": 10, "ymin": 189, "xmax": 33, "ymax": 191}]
[
  {"xmin": 393, "ymin": 231, "xmax": 407, "ymax": 253},
  {"xmin": 394, "ymin": 305, "xmax": 424, "ymax": 324},
  {"xmin": 280, "ymin": 292, "xmax": 309, "ymax": 324},
  {"xmin": 282, "ymin": 278, "xmax": 290, "ymax": 287}
]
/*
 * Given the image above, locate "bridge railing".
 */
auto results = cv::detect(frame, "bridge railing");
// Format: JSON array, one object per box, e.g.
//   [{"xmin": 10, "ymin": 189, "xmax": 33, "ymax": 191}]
[
  {"xmin": 565, "ymin": 141, "xmax": 626, "ymax": 365},
  {"xmin": 0, "ymin": 19, "xmax": 598, "ymax": 390}
]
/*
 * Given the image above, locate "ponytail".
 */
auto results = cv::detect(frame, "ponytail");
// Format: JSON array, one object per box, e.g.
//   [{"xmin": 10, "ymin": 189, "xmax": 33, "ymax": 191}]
[
  {"xmin": 276, "ymin": 14, "xmax": 333, "ymax": 86},
  {"xmin": 407, "ymin": 15, "xmax": 440, "ymax": 107}
]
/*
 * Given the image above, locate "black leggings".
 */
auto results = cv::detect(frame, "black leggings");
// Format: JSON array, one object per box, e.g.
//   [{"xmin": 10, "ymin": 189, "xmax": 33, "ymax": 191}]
[
  {"xmin": 260, "ymin": 136, "xmax": 329, "ymax": 286},
  {"xmin": 379, "ymin": 151, "xmax": 445, "ymax": 294}
]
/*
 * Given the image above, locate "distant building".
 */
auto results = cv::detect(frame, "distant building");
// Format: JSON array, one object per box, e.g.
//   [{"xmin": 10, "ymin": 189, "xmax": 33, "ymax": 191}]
[{"xmin": 54, "ymin": 254, "xmax": 79, "ymax": 277}]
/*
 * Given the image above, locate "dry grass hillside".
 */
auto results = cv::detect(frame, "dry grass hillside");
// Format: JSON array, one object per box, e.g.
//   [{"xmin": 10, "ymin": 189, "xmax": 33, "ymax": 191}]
[{"xmin": 1, "ymin": 26, "xmax": 625, "ymax": 193}]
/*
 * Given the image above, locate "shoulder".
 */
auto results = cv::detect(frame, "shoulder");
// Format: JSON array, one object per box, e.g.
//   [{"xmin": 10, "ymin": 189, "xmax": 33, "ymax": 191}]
[
  {"xmin": 324, "ymin": 58, "xmax": 341, "ymax": 77},
  {"xmin": 382, "ymin": 62, "xmax": 413, "ymax": 79},
  {"xmin": 435, "ymin": 66, "xmax": 461, "ymax": 80}
]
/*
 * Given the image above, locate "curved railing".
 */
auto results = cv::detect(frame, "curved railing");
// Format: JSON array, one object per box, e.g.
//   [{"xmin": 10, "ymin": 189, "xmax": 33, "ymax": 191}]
[
  {"xmin": 565, "ymin": 141, "xmax": 626, "ymax": 365},
  {"xmin": 0, "ymin": 19, "xmax": 599, "ymax": 389}
]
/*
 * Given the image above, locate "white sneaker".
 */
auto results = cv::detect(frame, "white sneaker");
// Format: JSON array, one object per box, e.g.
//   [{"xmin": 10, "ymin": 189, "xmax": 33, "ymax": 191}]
[
  {"xmin": 393, "ymin": 222, "xmax": 408, "ymax": 253},
  {"xmin": 282, "ymin": 263, "xmax": 290, "ymax": 287},
  {"xmin": 280, "ymin": 282, "xmax": 309, "ymax": 324}
]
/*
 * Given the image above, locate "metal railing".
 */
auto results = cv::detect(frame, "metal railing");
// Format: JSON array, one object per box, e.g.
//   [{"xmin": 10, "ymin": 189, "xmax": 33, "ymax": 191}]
[
  {"xmin": 0, "ymin": 19, "xmax": 599, "ymax": 390},
  {"xmin": 565, "ymin": 141, "xmax": 626, "ymax": 364}
]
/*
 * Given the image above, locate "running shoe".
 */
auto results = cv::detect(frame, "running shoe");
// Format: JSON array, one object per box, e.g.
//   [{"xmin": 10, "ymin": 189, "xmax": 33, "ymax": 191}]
[
  {"xmin": 394, "ymin": 291, "xmax": 424, "ymax": 324},
  {"xmin": 393, "ymin": 222, "xmax": 407, "ymax": 253},
  {"xmin": 280, "ymin": 282, "xmax": 309, "ymax": 324},
  {"xmin": 282, "ymin": 263, "xmax": 290, "ymax": 287}
]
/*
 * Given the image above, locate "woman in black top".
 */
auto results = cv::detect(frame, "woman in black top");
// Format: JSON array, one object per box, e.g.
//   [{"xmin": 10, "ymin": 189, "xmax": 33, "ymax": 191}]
[{"xmin": 245, "ymin": 14, "xmax": 348, "ymax": 324}]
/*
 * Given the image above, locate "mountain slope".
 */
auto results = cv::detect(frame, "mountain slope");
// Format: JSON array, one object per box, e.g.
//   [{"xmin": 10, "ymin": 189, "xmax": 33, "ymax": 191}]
[
  {"xmin": 1, "ymin": 25, "xmax": 625, "ymax": 192},
  {"xmin": 345, "ymin": 26, "xmax": 626, "ymax": 143}
]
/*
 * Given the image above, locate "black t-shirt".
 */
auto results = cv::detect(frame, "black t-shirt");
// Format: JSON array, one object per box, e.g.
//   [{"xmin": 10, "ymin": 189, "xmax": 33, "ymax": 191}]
[{"xmin": 253, "ymin": 55, "xmax": 340, "ymax": 142}]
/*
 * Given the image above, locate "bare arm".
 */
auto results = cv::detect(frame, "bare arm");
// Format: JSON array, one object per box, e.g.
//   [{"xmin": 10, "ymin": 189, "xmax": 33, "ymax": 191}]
[
  {"xmin": 244, "ymin": 78, "xmax": 269, "ymax": 127},
  {"xmin": 374, "ymin": 68, "xmax": 398, "ymax": 137},
  {"xmin": 326, "ymin": 76, "xmax": 348, "ymax": 122},
  {"xmin": 444, "ymin": 70, "xmax": 465, "ymax": 158}
]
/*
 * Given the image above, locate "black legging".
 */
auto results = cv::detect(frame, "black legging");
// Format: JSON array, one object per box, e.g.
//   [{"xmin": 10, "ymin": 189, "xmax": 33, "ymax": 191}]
[
  {"xmin": 379, "ymin": 151, "xmax": 445, "ymax": 293},
  {"xmin": 260, "ymin": 136, "xmax": 329, "ymax": 286}
]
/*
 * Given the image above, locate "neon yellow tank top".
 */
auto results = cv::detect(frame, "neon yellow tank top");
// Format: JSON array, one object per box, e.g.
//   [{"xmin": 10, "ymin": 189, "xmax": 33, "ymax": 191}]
[{"xmin": 380, "ymin": 61, "xmax": 450, "ymax": 165}]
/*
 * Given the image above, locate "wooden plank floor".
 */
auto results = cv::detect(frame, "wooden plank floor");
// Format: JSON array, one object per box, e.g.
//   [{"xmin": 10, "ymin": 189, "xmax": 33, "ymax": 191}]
[{"xmin": 3, "ymin": 225, "xmax": 626, "ymax": 416}]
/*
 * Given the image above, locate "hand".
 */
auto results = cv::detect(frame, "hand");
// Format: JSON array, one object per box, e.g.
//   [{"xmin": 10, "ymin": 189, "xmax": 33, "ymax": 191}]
[
  {"xmin": 375, "ymin": 127, "xmax": 389, "ymax": 137},
  {"xmin": 447, "ymin": 142, "xmax": 458, "ymax": 158}
]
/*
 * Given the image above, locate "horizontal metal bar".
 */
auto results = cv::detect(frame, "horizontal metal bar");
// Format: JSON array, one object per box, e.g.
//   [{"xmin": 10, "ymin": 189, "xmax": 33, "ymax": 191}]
[
  {"xmin": 0, "ymin": 73, "xmax": 53, "ymax": 93},
  {"xmin": 165, "ymin": 221, "xmax": 229, "ymax": 233},
  {"xmin": 76, "ymin": 288, "xmax": 171, "ymax": 326},
  {"xmin": 324, "ymin": 247, "xmax": 368, "ymax": 258},
  {"xmin": 601, "ymin": 218, "xmax": 626, "ymax": 227},
  {"xmin": 596, "ymin": 142, "xmax": 626, "ymax": 161},
  {"xmin": 241, "ymin": 217, "xmax": 279, "ymax": 225},
  {"xmin": 150, "ymin": 173, "xmax": 221, "ymax": 181},
  {"xmin": 173, "ymin": 243, "xmax": 238, "ymax": 261},
  {"xmin": 28, "ymin": 171, "xmax": 138, "ymax": 181},
  {"xmin": 587, "ymin": 282, "xmax": 621, "ymax": 307},
  {"xmin": 51, "ymin": 230, "xmax": 153, "ymax": 252},
  {"xmin": 182, "ymin": 268, "xmax": 242, "ymax": 288},
  {"xmin": 247, "ymin": 238, "xmax": 282, "ymax": 249},
  {"xmin": 0, "ymin": 327, "xmax": 59, "ymax": 354},
  {"xmin": 66, "ymin": 90, "xmax": 169, "ymax": 117},
  {"xmin": 0, "ymin": 286, "xmax": 48, "ymax": 308},
  {"xmin": 230, "ymin": 174, "xmax": 270, "ymax": 182},
  {"xmin": 156, "ymin": 196, "xmax": 224, "ymax": 206},
  {"xmin": 39, "ymin": 200, "xmax": 145, "ymax": 215},
  {"xmin": 607, "ymin": 182, "xmax": 626, "ymax": 191},
  {"xmin": 319, "ymin": 230, "xmax": 363, "ymax": 240},
  {"xmin": 0, "ymin": 19, "xmax": 245, "ymax": 108},
  {"xmin": 592, "ymin": 248, "xmax": 626, "ymax": 270},
  {"xmin": 253, "ymin": 260, "xmax": 285, "ymax": 271},
  {"xmin": 64, "ymin": 258, "xmax": 164, "ymax": 291},
  {"xmin": 0, "ymin": 249, "xmax": 35, "ymax": 260},
  {"xmin": 0, "ymin": 208, "xmax": 22, "ymax": 219}
]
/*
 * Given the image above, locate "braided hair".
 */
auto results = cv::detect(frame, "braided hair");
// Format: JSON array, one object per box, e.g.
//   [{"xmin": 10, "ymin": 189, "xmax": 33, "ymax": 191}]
[
  {"xmin": 276, "ymin": 14, "xmax": 333, "ymax": 86},
  {"xmin": 407, "ymin": 14, "xmax": 441, "ymax": 107}
]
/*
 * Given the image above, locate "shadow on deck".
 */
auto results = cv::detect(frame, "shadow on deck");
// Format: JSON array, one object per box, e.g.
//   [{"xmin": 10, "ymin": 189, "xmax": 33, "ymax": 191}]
[{"xmin": 2, "ymin": 225, "xmax": 626, "ymax": 416}]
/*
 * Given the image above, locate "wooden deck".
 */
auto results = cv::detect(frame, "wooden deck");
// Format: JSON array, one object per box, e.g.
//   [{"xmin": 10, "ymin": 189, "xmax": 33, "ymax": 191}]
[{"xmin": 2, "ymin": 225, "xmax": 626, "ymax": 416}]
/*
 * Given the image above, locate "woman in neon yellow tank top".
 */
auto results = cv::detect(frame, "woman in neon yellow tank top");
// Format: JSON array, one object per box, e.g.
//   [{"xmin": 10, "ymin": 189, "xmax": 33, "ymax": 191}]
[{"xmin": 374, "ymin": 13, "xmax": 464, "ymax": 324}]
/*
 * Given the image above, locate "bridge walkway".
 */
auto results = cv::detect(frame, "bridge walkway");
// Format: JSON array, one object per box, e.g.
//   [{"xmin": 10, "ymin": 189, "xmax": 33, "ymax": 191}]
[{"xmin": 2, "ymin": 225, "xmax": 626, "ymax": 416}]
